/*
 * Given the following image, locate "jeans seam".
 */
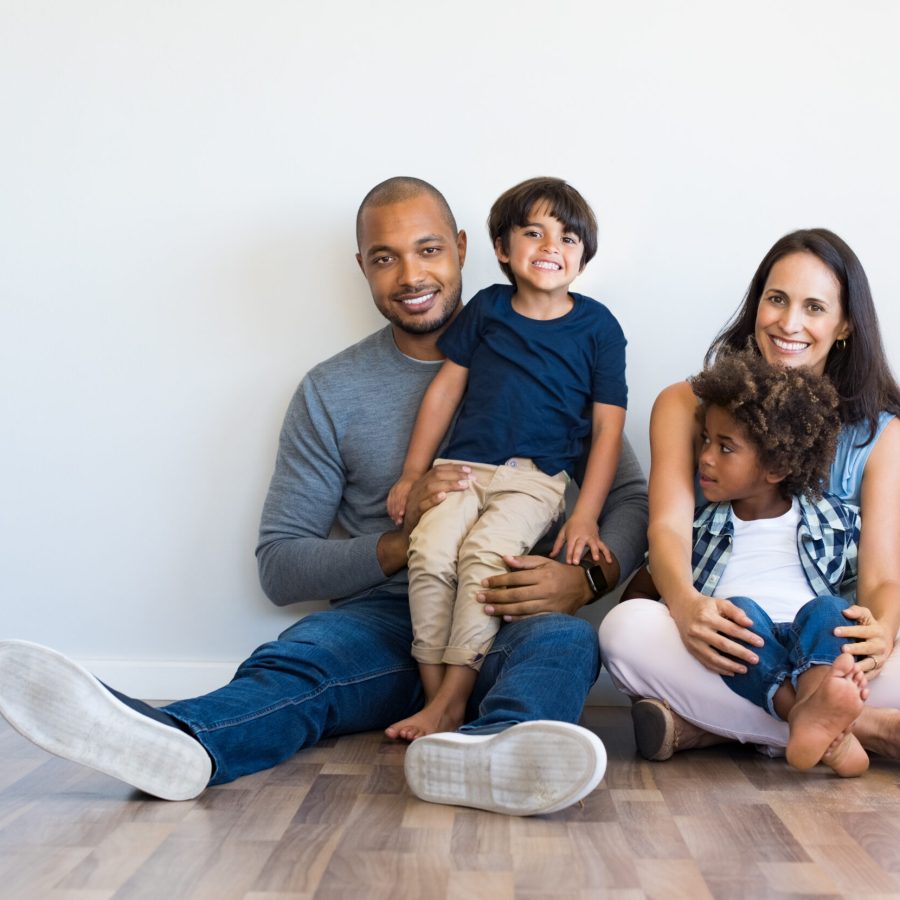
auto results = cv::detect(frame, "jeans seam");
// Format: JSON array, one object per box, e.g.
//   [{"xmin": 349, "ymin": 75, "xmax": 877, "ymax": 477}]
[{"xmin": 188, "ymin": 661, "xmax": 419, "ymax": 734}]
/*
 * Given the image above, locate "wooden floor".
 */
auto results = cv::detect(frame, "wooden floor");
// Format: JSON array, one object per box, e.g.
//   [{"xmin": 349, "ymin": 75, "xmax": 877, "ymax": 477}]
[{"xmin": 2, "ymin": 708, "xmax": 900, "ymax": 900}]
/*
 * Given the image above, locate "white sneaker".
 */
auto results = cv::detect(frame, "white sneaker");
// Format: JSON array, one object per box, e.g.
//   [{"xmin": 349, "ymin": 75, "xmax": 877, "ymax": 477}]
[
  {"xmin": 0, "ymin": 640, "xmax": 211, "ymax": 801},
  {"xmin": 404, "ymin": 720, "xmax": 607, "ymax": 816}
]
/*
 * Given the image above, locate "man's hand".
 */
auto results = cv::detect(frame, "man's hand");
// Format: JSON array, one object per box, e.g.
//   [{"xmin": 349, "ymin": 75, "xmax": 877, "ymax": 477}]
[
  {"xmin": 377, "ymin": 463, "xmax": 471, "ymax": 575},
  {"xmin": 477, "ymin": 555, "xmax": 596, "ymax": 621},
  {"xmin": 667, "ymin": 591, "xmax": 763, "ymax": 676},
  {"xmin": 402, "ymin": 463, "xmax": 471, "ymax": 535}
]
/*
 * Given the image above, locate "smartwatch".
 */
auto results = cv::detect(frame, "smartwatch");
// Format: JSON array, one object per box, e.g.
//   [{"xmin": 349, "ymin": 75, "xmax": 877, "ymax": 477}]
[{"xmin": 581, "ymin": 560, "xmax": 609, "ymax": 605}]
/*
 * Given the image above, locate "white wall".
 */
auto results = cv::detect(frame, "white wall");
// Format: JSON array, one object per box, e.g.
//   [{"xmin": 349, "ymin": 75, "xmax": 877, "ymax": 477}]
[{"xmin": 2, "ymin": 1, "xmax": 899, "ymax": 698}]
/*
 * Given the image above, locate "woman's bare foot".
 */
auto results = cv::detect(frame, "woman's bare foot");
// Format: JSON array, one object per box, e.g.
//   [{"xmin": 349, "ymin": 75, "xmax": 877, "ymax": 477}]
[
  {"xmin": 854, "ymin": 706, "xmax": 900, "ymax": 759},
  {"xmin": 385, "ymin": 698, "xmax": 466, "ymax": 742},
  {"xmin": 820, "ymin": 727, "xmax": 869, "ymax": 777},
  {"xmin": 786, "ymin": 653, "xmax": 868, "ymax": 773}
]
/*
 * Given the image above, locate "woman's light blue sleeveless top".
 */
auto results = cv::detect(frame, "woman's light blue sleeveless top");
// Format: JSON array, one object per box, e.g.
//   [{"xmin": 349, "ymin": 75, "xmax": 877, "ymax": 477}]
[{"xmin": 829, "ymin": 411, "xmax": 895, "ymax": 505}]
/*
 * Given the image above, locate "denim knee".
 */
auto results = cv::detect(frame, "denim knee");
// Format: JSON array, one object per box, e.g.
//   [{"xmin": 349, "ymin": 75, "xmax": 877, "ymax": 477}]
[
  {"xmin": 793, "ymin": 594, "xmax": 851, "ymax": 632},
  {"xmin": 789, "ymin": 594, "xmax": 854, "ymax": 683}
]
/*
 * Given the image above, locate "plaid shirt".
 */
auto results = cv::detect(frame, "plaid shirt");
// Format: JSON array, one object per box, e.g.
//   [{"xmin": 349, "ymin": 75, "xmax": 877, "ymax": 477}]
[{"xmin": 691, "ymin": 492, "xmax": 860, "ymax": 599}]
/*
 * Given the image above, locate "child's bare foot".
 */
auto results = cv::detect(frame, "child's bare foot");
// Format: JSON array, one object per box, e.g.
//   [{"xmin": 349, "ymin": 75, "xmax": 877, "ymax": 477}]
[
  {"xmin": 786, "ymin": 653, "xmax": 868, "ymax": 773},
  {"xmin": 385, "ymin": 698, "xmax": 466, "ymax": 742}
]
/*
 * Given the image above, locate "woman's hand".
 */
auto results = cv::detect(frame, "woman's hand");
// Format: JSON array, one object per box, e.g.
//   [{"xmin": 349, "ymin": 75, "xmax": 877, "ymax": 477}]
[
  {"xmin": 835, "ymin": 605, "xmax": 896, "ymax": 680},
  {"xmin": 666, "ymin": 591, "xmax": 764, "ymax": 676}
]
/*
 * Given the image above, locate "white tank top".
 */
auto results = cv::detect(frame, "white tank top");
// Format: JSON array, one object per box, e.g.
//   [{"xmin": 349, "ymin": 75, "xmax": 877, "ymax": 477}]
[{"xmin": 714, "ymin": 498, "xmax": 812, "ymax": 622}]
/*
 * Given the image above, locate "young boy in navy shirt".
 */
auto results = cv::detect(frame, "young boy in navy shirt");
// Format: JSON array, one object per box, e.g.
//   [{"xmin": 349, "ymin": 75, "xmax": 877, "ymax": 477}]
[{"xmin": 386, "ymin": 177, "xmax": 627, "ymax": 740}]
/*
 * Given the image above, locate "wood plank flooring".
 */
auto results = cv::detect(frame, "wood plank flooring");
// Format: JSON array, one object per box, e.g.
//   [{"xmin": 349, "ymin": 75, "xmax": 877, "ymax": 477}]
[{"xmin": 2, "ymin": 707, "xmax": 900, "ymax": 899}]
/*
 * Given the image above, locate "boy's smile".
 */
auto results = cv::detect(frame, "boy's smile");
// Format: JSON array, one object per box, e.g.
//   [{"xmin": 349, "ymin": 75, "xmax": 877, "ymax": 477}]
[{"xmin": 495, "ymin": 202, "xmax": 584, "ymax": 303}]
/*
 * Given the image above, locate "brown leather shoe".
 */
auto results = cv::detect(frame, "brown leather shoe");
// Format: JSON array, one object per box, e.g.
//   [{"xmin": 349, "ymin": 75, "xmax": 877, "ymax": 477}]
[{"xmin": 631, "ymin": 698, "xmax": 676, "ymax": 761}]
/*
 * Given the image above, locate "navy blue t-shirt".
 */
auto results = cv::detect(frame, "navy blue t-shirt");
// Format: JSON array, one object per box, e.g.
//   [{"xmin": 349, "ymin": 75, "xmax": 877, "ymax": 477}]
[{"xmin": 437, "ymin": 284, "xmax": 627, "ymax": 477}]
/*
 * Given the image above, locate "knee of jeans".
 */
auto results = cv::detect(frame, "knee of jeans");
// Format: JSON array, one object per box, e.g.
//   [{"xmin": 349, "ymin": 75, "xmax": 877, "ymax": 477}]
[{"xmin": 796, "ymin": 594, "xmax": 850, "ymax": 626}]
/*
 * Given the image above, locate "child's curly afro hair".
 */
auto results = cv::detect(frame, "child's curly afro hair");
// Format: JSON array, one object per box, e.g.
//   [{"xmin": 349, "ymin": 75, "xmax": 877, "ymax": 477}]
[{"xmin": 689, "ymin": 349, "xmax": 842, "ymax": 500}]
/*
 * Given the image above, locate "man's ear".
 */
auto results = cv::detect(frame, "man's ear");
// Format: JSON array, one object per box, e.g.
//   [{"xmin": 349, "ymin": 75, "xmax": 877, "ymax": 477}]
[
  {"xmin": 355, "ymin": 252, "xmax": 364, "ymax": 274},
  {"xmin": 494, "ymin": 236, "xmax": 509, "ymax": 263},
  {"xmin": 456, "ymin": 230, "xmax": 468, "ymax": 268}
]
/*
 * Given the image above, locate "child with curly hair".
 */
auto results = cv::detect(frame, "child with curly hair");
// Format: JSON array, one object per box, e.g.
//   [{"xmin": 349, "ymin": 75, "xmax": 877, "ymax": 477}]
[{"xmin": 623, "ymin": 349, "xmax": 870, "ymax": 776}]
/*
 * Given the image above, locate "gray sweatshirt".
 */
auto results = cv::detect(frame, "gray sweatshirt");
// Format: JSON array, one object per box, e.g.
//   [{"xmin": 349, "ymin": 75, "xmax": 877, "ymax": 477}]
[{"xmin": 256, "ymin": 325, "xmax": 648, "ymax": 607}]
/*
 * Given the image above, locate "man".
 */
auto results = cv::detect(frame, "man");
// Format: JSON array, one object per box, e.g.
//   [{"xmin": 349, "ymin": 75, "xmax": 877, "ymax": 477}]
[{"xmin": 0, "ymin": 177, "xmax": 647, "ymax": 816}]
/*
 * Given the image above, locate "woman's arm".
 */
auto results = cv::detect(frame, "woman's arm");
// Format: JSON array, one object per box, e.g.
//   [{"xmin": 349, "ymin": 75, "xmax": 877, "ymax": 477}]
[
  {"xmin": 646, "ymin": 382, "xmax": 706, "ymax": 605},
  {"xmin": 647, "ymin": 381, "xmax": 762, "ymax": 674},
  {"xmin": 835, "ymin": 418, "xmax": 900, "ymax": 673}
]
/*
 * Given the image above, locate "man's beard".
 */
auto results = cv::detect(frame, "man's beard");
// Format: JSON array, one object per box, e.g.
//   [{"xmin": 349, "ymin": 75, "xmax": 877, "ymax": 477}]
[{"xmin": 389, "ymin": 286, "xmax": 461, "ymax": 335}]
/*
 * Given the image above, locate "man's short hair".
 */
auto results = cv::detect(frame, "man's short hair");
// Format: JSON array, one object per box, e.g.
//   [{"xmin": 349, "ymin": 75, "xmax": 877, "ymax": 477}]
[
  {"xmin": 489, "ymin": 177, "xmax": 598, "ymax": 287},
  {"xmin": 356, "ymin": 177, "xmax": 458, "ymax": 247},
  {"xmin": 689, "ymin": 349, "xmax": 842, "ymax": 500}
]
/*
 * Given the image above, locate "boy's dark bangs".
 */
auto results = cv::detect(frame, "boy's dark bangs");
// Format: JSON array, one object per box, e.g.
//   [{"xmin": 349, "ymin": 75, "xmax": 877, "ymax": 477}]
[{"xmin": 516, "ymin": 184, "xmax": 591, "ymax": 240}]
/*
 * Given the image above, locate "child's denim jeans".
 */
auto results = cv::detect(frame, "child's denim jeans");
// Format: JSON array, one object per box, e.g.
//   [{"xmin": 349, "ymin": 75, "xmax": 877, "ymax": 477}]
[{"xmin": 721, "ymin": 594, "xmax": 855, "ymax": 719}]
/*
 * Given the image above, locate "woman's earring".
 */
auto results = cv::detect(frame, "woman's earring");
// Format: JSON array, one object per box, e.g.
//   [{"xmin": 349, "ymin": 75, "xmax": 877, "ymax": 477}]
[{"xmin": 836, "ymin": 338, "xmax": 847, "ymax": 350}]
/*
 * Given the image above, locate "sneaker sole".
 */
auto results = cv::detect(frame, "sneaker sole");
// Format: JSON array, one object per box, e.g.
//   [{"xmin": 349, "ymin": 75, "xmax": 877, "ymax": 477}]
[
  {"xmin": 404, "ymin": 720, "xmax": 607, "ymax": 816},
  {"xmin": 0, "ymin": 640, "xmax": 210, "ymax": 800}
]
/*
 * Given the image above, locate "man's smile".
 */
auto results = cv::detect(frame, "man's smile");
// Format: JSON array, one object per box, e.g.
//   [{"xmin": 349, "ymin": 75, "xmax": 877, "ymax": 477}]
[{"xmin": 398, "ymin": 291, "xmax": 436, "ymax": 308}]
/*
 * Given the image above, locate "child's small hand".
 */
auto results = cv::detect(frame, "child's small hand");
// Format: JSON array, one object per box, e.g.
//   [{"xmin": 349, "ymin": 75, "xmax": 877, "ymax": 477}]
[
  {"xmin": 387, "ymin": 475, "xmax": 416, "ymax": 525},
  {"xmin": 551, "ymin": 517, "xmax": 613, "ymax": 566}
]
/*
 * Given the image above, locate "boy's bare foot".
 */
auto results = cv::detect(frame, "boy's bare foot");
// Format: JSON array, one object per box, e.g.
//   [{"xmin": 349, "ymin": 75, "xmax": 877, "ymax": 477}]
[
  {"xmin": 786, "ymin": 653, "xmax": 868, "ymax": 774},
  {"xmin": 385, "ymin": 698, "xmax": 466, "ymax": 742}
]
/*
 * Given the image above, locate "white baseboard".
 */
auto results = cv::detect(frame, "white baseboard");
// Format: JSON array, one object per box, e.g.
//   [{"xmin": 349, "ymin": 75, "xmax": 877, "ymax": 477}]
[
  {"xmin": 74, "ymin": 658, "xmax": 240, "ymax": 701},
  {"xmin": 75, "ymin": 657, "xmax": 628, "ymax": 707}
]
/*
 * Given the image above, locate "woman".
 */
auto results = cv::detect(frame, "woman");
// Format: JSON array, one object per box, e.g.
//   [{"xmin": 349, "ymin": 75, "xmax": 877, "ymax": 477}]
[{"xmin": 599, "ymin": 228, "xmax": 900, "ymax": 761}]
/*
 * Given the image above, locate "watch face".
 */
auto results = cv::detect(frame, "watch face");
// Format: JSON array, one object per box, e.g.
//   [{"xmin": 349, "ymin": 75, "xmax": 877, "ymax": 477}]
[{"xmin": 588, "ymin": 565, "xmax": 607, "ymax": 596}]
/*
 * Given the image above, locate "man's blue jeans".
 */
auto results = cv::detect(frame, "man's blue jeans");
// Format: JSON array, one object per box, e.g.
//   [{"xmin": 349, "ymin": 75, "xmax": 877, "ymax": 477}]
[
  {"xmin": 722, "ymin": 594, "xmax": 854, "ymax": 719},
  {"xmin": 163, "ymin": 594, "xmax": 599, "ymax": 785}
]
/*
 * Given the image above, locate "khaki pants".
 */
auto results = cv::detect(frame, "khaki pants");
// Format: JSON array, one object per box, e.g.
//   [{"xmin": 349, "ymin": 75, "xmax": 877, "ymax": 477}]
[{"xmin": 407, "ymin": 458, "xmax": 568, "ymax": 668}]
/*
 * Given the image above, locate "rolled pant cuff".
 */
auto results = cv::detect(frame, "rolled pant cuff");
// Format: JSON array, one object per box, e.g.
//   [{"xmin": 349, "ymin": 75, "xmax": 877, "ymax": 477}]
[
  {"xmin": 411, "ymin": 645, "xmax": 447, "ymax": 666},
  {"xmin": 442, "ymin": 645, "xmax": 488, "ymax": 669}
]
